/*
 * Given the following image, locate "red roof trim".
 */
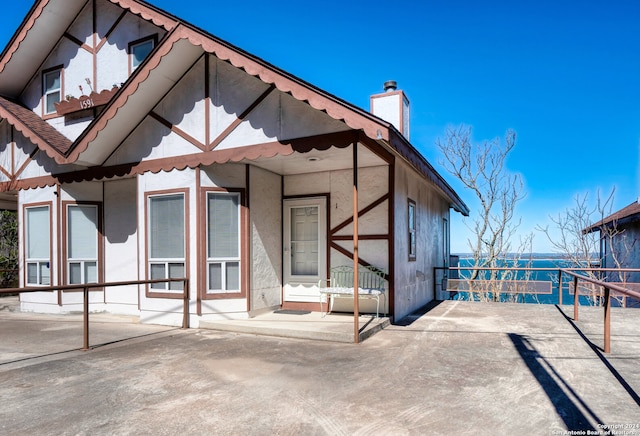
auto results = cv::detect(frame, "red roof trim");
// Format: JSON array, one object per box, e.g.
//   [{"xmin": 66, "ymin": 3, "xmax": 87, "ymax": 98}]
[
  {"xmin": 67, "ymin": 23, "xmax": 389, "ymax": 164},
  {"xmin": 186, "ymin": 29, "xmax": 389, "ymax": 142},
  {"xmin": 0, "ymin": 0, "xmax": 49, "ymax": 74},
  {"xmin": 65, "ymin": 26, "xmax": 183, "ymax": 163},
  {"xmin": 2, "ymin": 131, "xmax": 356, "ymax": 191},
  {"xmin": 109, "ymin": 0, "xmax": 178, "ymax": 29},
  {"xmin": 0, "ymin": 97, "xmax": 71, "ymax": 156}
]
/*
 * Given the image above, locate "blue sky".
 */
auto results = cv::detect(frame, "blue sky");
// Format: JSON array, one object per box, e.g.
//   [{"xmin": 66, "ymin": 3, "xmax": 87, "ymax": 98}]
[{"xmin": 2, "ymin": 1, "xmax": 639, "ymax": 253}]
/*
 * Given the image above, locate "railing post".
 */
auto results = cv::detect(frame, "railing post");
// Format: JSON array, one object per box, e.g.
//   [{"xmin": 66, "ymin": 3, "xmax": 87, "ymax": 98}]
[
  {"xmin": 573, "ymin": 276, "xmax": 579, "ymax": 321},
  {"xmin": 604, "ymin": 286, "xmax": 611, "ymax": 354},
  {"xmin": 83, "ymin": 286, "xmax": 89, "ymax": 351},
  {"xmin": 558, "ymin": 269, "xmax": 563, "ymax": 305},
  {"xmin": 182, "ymin": 279, "xmax": 189, "ymax": 329}
]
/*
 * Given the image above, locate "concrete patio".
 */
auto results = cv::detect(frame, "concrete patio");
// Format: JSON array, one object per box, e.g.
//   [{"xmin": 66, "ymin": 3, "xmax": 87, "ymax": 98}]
[{"xmin": 1, "ymin": 297, "xmax": 639, "ymax": 435}]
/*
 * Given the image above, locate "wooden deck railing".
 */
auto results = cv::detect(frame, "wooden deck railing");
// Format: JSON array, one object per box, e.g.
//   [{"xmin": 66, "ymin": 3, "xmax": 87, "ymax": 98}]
[{"xmin": 0, "ymin": 278, "xmax": 189, "ymax": 350}]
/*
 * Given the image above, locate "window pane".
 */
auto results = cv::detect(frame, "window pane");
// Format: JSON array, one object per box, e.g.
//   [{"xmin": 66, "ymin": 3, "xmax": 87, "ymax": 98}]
[
  {"xmin": 409, "ymin": 203, "xmax": 415, "ymax": 229},
  {"xmin": 168, "ymin": 263, "xmax": 184, "ymax": 291},
  {"xmin": 150, "ymin": 195, "xmax": 184, "ymax": 259},
  {"xmin": 290, "ymin": 206, "xmax": 318, "ymax": 276},
  {"xmin": 44, "ymin": 70, "xmax": 61, "ymax": 114},
  {"xmin": 27, "ymin": 263, "xmax": 38, "ymax": 285},
  {"xmin": 27, "ymin": 207, "xmax": 50, "ymax": 259},
  {"xmin": 132, "ymin": 41, "xmax": 153, "ymax": 68},
  {"xmin": 409, "ymin": 231, "xmax": 416, "ymax": 256},
  {"xmin": 44, "ymin": 71, "xmax": 60, "ymax": 92},
  {"xmin": 85, "ymin": 262, "xmax": 97, "ymax": 283},
  {"xmin": 68, "ymin": 205, "xmax": 97, "ymax": 259},
  {"xmin": 209, "ymin": 263, "xmax": 222, "ymax": 290},
  {"xmin": 150, "ymin": 263, "xmax": 165, "ymax": 289},
  {"xmin": 40, "ymin": 263, "xmax": 50, "ymax": 285},
  {"xmin": 208, "ymin": 193, "xmax": 239, "ymax": 258},
  {"xmin": 46, "ymin": 93, "xmax": 60, "ymax": 114},
  {"xmin": 226, "ymin": 262, "xmax": 239, "ymax": 291},
  {"xmin": 69, "ymin": 262, "xmax": 81, "ymax": 284}
]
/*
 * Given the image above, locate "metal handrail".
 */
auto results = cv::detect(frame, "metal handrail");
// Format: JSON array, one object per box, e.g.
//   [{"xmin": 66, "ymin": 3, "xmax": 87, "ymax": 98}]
[
  {"xmin": 434, "ymin": 265, "xmax": 640, "ymax": 353},
  {"xmin": 0, "ymin": 278, "xmax": 189, "ymax": 350},
  {"xmin": 561, "ymin": 269, "xmax": 640, "ymax": 353},
  {"xmin": 437, "ymin": 266, "xmax": 640, "ymax": 305}
]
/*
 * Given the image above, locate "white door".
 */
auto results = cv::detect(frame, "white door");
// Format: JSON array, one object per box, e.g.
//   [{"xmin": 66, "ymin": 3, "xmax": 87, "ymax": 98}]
[{"xmin": 283, "ymin": 197, "xmax": 326, "ymax": 302}]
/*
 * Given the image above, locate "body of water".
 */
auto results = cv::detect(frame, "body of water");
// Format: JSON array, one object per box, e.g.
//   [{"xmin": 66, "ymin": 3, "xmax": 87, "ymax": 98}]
[{"xmin": 450, "ymin": 257, "xmax": 638, "ymax": 308}]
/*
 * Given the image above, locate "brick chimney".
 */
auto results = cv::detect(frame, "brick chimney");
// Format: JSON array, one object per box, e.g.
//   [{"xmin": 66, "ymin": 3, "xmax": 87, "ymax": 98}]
[{"xmin": 370, "ymin": 80, "xmax": 410, "ymax": 139}]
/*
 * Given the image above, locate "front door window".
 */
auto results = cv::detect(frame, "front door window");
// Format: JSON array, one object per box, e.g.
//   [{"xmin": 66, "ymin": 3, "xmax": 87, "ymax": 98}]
[
  {"xmin": 290, "ymin": 206, "xmax": 319, "ymax": 276},
  {"xmin": 283, "ymin": 197, "xmax": 326, "ymax": 302}
]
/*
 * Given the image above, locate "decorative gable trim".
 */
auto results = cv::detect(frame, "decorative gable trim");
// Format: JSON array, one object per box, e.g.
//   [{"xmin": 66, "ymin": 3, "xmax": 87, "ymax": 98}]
[
  {"xmin": 110, "ymin": 0, "xmax": 178, "ymax": 29},
  {"xmin": 5, "ymin": 130, "xmax": 357, "ymax": 191},
  {"xmin": 182, "ymin": 27, "xmax": 390, "ymax": 144},
  {"xmin": 0, "ymin": 0, "xmax": 49, "ymax": 75},
  {"xmin": 0, "ymin": 97, "xmax": 71, "ymax": 156},
  {"xmin": 66, "ymin": 23, "xmax": 390, "ymax": 165}
]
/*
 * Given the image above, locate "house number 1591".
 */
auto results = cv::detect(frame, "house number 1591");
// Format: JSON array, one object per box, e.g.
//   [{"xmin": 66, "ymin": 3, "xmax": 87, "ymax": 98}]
[{"xmin": 79, "ymin": 98, "xmax": 94, "ymax": 109}]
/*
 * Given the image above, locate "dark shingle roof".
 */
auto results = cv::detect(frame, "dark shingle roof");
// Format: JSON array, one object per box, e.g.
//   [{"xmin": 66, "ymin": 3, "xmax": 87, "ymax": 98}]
[
  {"xmin": 0, "ymin": 96, "xmax": 71, "ymax": 154},
  {"xmin": 584, "ymin": 200, "xmax": 640, "ymax": 233}
]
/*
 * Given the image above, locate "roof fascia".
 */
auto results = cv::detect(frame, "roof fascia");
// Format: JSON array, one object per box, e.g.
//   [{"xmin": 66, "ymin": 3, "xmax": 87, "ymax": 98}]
[
  {"xmin": 108, "ymin": 0, "xmax": 179, "ymax": 29},
  {"xmin": 0, "ymin": 0, "xmax": 89, "ymax": 96},
  {"xmin": 387, "ymin": 128, "xmax": 469, "ymax": 216},
  {"xmin": 584, "ymin": 202, "xmax": 640, "ymax": 234},
  {"xmin": 65, "ymin": 25, "xmax": 192, "ymax": 164},
  {"xmin": 0, "ymin": 98, "xmax": 72, "ymax": 157},
  {"xmin": 180, "ymin": 25, "xmax": 391, "ymax": 143},
  {"xmin": 64, "ymin": 22, "xmax": 394, "ymax": 164}
]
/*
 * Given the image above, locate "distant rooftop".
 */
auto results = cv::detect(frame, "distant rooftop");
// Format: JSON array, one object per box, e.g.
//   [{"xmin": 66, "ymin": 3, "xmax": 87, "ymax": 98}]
[{"xmin": 584, "ymin": 199, "xmax": 640, "ymax": 233}]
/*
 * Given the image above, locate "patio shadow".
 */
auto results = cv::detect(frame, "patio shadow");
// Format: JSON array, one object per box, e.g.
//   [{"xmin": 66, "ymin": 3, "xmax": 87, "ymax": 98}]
[{"xmin": 509, "ymin": 333, "xmax": 599, "ymax": 431}]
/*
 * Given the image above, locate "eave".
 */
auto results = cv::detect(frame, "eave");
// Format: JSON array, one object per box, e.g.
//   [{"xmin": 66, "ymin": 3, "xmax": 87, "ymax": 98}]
[
  {"xmin": 0, "ymin": 0, "xmax": 178, "ymax": 98},
  {"xmin": 584, "ymin": 201, "xmax": 640, "ymax": 234},
  {"xmin": 0, "ymin": 96, "xmax": 71, "ymax": 156}
]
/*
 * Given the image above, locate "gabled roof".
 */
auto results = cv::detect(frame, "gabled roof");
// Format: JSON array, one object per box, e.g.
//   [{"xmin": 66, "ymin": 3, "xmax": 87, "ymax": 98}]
[
  {"xmin": 584, "ymin": 200, "xmax": 640, "ymax": 233},
  {"xmin": 0, "ymin": 0, "xmax": 469, "ymax": 216},
  {"xmin": 0, "ymin": 0, "xmax": 178, "ymax": 97},
  {"xmin": 0, "ymin": 96, "xmax": 71, "ymax": 155}
]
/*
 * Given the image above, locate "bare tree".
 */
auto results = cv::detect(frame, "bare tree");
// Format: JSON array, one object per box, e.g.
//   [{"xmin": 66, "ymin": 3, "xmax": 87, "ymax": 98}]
[
  {"xmin": 437, "ymin": 125, "xmax": 526, "ymax": 301},
  {"xmin": 537, "ymin": 189, "xmax": 631, "ymax": 306}
]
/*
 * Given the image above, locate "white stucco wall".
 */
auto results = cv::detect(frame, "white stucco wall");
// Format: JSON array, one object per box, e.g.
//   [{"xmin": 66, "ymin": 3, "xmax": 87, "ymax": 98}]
[
  {"xmin": 103, "ymin": 178, "xmax": 139, "ymax": 313},
  {"xmin": 155, "ymin": 61, "xmax": 206, "ymax": 145},
  {"xmin": 393, "ymin": 159, "xmax": 450, "ymax": 321},
  {"xmin": 18, "ymin": 0, "xmax": 165, "ymax": 140},
  {"xmin": 249, "ymin": 166, "xmax": 282, "ymax": 311},
  {"xmin": 3, "ymin": 129, "xmax": 71, "ymax": 180}
]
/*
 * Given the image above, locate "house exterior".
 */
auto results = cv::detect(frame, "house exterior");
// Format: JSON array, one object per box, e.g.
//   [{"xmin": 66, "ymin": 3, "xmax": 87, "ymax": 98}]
[
  {"xmin": 585, "ymin": 199, "xmax": 640, "ymax": 286},
  {"xmin": 0, "ymin": 0, "xmax": 468, "ymax": 326}
]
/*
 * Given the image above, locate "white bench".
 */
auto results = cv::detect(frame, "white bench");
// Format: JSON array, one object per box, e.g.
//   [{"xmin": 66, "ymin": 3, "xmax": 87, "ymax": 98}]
[{"xmin": 318, "ymin": 266, "xmax": 387, "ymax": 318}]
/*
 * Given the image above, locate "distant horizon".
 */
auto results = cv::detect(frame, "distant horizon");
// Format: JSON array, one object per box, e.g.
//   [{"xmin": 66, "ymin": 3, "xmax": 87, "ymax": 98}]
[{"xmin": 452, "ymin": 252, "xmax": 599, "ymax": 260}]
